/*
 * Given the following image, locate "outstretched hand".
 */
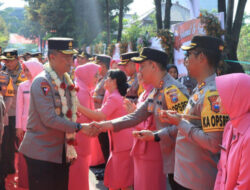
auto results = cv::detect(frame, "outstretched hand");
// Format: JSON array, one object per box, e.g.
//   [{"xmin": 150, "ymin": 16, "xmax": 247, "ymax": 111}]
[
  {"xmin": 80, "ymin": 123, "xmax": 100, "ymax": 137},
  {"xmin": 123, "ymin": 98, "xmax": 136, "ymax": 114},
  {"xmin": 90, "ymin": 121, "xmax": 114, "ymax": 133},
  {"xmin": 159, "ymin": 110, "xmax": 181, "ymax": 126},
  {"xmin": 132, "ymin": 130, "xmax": 154, "ymax": 141}
]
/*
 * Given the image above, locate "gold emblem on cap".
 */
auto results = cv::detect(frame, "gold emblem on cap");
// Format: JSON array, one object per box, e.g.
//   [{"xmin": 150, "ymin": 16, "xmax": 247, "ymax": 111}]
[
  {"xmin": 6, "ymin": 52, "xmax": 11, "ymax": 57},
  {"xmin": 69, "ymin": 41, "xmax": 73, "ymax": 50},
  {"xmin": 219, "ymin": 45, "xmax": 224, "ymax": 51}
]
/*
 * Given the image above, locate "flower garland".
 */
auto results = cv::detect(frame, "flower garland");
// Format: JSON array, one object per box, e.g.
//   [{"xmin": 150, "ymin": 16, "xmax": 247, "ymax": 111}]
[{"xmin": 44, "ymin": 63, "xmax": 79, "ymax": 162}]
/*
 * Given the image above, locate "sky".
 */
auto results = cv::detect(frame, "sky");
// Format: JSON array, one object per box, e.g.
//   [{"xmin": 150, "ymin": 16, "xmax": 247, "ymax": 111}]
[{"xmin": 0, "ymin": 0, "xmax": 249, "ymax": 16}]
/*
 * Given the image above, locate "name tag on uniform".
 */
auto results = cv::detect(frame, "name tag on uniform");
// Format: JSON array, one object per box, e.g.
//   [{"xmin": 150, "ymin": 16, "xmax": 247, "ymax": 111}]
[
  {"xmin": 201, "ymin": 90, "xmax": 229, "ymax": 132},
  {"xmin": 164, "ymin": 85, "xmax": 188, "ymax": 113}
]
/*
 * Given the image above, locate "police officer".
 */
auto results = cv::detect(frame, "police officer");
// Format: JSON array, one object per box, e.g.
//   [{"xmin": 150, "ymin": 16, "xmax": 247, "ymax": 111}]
[
  {"xmin": 31, "ymin": 52, "xmax": 44, "ymax": 64},
  {"xmin": 118, "ymin": 52, "xmax": 140, "ymax": 103},
  {"xmin": 0, "ymin": 49, "xmax": 27, "ymax": 175},
  {"xmin": 93, "ymin": 54, "xmax": 111, "ymax": 108},
  {"xmin": 160, "ymin": 35, "xmax": 229, "ymax": 190},
  {"xmin": 0, "ymin": 83, "xmax": 6, "ymax": 189},
  {"xmin": 77, "ymin": 50, "xmax": 91, "ymax": 65},
  {"xmin": 19, "ymin": 37, "xmax": 98, "ymax": 190},
  {"xmin": 92, "ymin": 47, "xmax": 189, "ymax": 188},
  {"xmin": 93, "ymin": 55, "xmax": 111, "ymax": 171}
]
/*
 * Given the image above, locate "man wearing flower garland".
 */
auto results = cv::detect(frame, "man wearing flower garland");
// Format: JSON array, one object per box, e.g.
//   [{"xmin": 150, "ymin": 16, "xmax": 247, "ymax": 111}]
[{"xmin": 19, "ymin": 37, "xmax": 98, "ymax": 190}]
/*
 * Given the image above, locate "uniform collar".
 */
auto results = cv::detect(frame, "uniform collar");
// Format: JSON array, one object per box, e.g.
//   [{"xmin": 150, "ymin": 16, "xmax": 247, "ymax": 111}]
[
  {"xmin": 157, "ymin": 73, "xmax": 171, "ymax": 90},
  {"xmin": 198, "ymin": 73, "xmax": 216, "ymax": 90}
]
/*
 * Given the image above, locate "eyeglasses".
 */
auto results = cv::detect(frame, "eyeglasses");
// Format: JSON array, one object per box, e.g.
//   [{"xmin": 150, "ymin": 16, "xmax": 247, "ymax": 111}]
[{"xmin": 185, "ymin": 51, "xmax": 201, "ymax": 59}]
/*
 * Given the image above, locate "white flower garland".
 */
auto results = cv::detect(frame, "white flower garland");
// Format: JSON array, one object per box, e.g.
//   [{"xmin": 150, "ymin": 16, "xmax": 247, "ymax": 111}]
[{"xmin": 44, "ymin": 63, "xmax": 77, "ymax": 162}]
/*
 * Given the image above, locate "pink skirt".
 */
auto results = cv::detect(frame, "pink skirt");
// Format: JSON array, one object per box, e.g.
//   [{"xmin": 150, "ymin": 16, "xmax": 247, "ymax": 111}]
[
  {"xmin": 89, "ymin": 137, "xmax": 105, "ymax": 166},
  {"xmin": 133, "ymin": 156, "xmax": 166, "ymax": 190},
  {"xmin": 69, "ymin": 155, "xmax": 90, "ymax": 190},
  {"xmin": 104, "ymin": 151, "xmax": 134, "ymax": 189}
]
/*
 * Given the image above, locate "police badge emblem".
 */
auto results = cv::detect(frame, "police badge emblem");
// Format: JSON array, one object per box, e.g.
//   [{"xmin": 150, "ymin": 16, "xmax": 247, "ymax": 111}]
[{"xmin": 208, "ymin": 95, "xmax": 220, "ymax": 113}]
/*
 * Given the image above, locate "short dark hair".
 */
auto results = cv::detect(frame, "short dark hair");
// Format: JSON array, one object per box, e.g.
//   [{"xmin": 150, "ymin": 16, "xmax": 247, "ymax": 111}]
[
  {"xmin": 48, "ymin": 49, "xmax": 59, "ymax": 58},
  {"xmin": 195, "ymin": 47, "xmax": 222, "ymax": 68},
  {"xmin": 108, "ymin": 69, "xmax": 128, "ymax": 96}
]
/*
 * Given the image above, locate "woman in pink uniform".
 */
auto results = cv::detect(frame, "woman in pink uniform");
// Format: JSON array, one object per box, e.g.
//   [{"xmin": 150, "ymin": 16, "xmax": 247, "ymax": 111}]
[
  {"xmin": 16, "ymin": 59, "xmax": 43, "ymax": 188},
  {"xmin": 214, "ymin": 73, "xmax": 250, "ymax": 190},
  {"xmin": 69, "ymin": 62, "xmax": 103, "ymax": 190},
  {"xmin": 78, "ymin": 69, "xmax": 134, "ymax": 190},
  {"xmin": 125, "ymin": 73, "xmax": 166, "ymax": 190}
]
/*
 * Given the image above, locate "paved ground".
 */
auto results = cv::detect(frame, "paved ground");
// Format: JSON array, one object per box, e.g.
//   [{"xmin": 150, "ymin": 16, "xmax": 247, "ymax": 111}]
[{"xmin": 89, "ymin": 168, "xmax": 107, "ymax": 190}]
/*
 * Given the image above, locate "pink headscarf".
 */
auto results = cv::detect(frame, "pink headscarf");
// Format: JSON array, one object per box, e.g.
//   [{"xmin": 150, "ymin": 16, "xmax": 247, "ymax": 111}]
[
  {"xmin": 23, "ymin": 59, "xmax": 44, "ymax": 80},
  {"xmin": 216, "ymin": 73, "xmax": 250, "ymax": 128},
  {"xmin": 75, "ymin": 62, "xmax": 100, "ymax": 90}
]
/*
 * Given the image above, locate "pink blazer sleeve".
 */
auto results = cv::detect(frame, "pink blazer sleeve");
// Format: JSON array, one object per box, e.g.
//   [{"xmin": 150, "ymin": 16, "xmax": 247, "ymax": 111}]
[
  {"xmin": 15, "ymin": 84, "xmax": 24, "ymax": 129},
  {"xmin": 77, "ymin": 89, "xmax": 92, "ymax": 123},
  {"xmin": 100, "ymin": 94, "xmax": 117, "ymax": 119},
  {"xmin": 235, "ymin": 136, "xmax": 250, "ymax": 189}
]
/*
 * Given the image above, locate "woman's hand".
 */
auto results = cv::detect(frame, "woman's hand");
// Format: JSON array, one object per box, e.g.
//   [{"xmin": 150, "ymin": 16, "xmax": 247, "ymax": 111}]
[
  {"xmin": 124, "ymin": 98, "xmax": 136, "ymax": 114},
  {"xmin": 16, "ymin": 128, "xmax": 25, "ymax": 140}
]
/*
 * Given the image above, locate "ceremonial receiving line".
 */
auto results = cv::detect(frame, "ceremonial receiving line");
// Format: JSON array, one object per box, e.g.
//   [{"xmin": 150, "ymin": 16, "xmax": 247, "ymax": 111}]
[{"xmin": 0, "ymin": 35, "xmax": 249, "ymax": 190}]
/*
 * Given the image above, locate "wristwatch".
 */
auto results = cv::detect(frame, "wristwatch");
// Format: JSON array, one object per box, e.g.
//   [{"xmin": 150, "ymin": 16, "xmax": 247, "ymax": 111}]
[
  {"xmin": 76, "ymin": 123, "xmax": 82, "ymax": 132},
  {"xmin": 154, "ymin": 133, "xmax": 161, "ymax": 142}
]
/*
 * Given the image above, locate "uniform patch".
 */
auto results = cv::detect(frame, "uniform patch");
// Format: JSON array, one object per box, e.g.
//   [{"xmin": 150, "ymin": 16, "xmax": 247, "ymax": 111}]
[
  {"xmin": 164, "ymin": 85, "xmax": 188, "ymax": 113},
  {"xmin": 41, "ymin": 82, "xmax": 50, "ymax": 96},
  {"xmin": 208, "ymin": 95, "xmax": 220, "ymax": 113},
  {"xmin": 201, "ymin": 90, "xmax": 229, "ymax": 133}
]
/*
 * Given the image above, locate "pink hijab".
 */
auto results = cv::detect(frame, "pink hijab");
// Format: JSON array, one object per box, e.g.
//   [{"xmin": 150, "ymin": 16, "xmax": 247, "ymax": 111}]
[
  {"xmin": 23, "ymin": 59, "xmax": 44, "ymax": 80},
  {"xmin": 75, "ymin": 62, "xmax": 100, "ymax": 90},
  {"xmin": 216, "ymin": 73, "xmax": 250, "ymax": 128}
]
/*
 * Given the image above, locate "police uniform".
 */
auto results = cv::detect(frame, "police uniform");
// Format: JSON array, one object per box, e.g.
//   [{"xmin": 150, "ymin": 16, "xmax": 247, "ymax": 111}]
[
  {"xmin": 0, "ymin": 68, "xmax": 14, "ymax": 126},
  {"xmin": 0, "ymin": 49, "xmax": 27, "ymax": 176},
  {"xmin": 109, "ymin": 48, "xmax": 189, "ymax": 180},
  {"xmin": 31, "ymin": 52, "xmax": 43, "ymax": 64},
  {"xmin": 93, "ymin": 55, "xmax": 111, "ymax": 109},
  {"xmin": 173, "ymin": 36, "xmax": 229, "ymax": 190},
  {"xmin": 0, "ymin": 95, "xmax": 5, "ymax": 189},
  {"xmin": 118, "ymin": 52, "xmax": 140, "ymax": 103},
  {"xmin": 93, "ymin": 55, "xmax": 111, "ymax": 165},
  {"xmin": 19, "ymin": 38, "xmax": 81, "ymax": 190}
]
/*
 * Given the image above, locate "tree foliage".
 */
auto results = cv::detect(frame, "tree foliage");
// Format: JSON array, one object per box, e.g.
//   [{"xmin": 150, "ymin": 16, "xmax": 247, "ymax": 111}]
[
  {"xmin": 0, "ymin": 16, "xmax": 9, "ymax": 48},
  {"xmin": 237, "ymin": 24, "xmax": 250, "ymax": 62},
  {"xmin": 22, "ymin": 0, "xmax": 132, "ymax": 47}
]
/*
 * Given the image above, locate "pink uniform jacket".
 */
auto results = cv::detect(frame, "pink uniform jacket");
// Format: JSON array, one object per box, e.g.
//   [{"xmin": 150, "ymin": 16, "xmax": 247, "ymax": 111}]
[
  {"xmin": 16, "ymin": 60, "xmax": 43, "ymax": 131},
  {"xmin": 214, "ymin": 73, "xmax": 250, "ymax": 190},
  {"xmin": 15, "ymin": 59, "xmax": 43, "ymax": 188},
  {"xmin": 69, "ymin": 63, "xmax": 103, "ymax": 190},
  {"xmin": 100, "ymin": 89, "xmax": 134, "ymax": 189}
]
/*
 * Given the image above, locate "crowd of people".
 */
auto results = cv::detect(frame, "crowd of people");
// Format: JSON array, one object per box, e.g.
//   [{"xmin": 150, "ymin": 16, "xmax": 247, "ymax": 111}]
[{"xmin": 0, "ymin": 35, "xmax": 249, "ymax": 190}]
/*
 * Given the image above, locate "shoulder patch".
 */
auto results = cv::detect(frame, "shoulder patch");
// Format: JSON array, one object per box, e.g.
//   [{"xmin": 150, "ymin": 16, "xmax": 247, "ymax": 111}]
[
  {"xmin": 164, "ymin": 85, "xmax": 188, "ymax": 113},
  {"xmin": 41, "ymin": 81, "xmax": 51, "ymax": 96},
  {"xmin": 201, "ymin": 90, "xmax": 229, "ymax": 133}
]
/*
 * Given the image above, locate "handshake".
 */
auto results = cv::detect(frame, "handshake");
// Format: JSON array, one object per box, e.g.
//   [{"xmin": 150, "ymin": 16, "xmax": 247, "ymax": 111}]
[{"xmin": 79, "ymin": 121, "xmax": 114, "ymax": 137}]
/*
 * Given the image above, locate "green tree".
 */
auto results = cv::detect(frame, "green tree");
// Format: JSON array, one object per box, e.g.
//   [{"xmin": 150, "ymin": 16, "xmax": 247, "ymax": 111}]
[
  {"xmin": 237, "ymin": 24, "xmax": 250, "ymax": 62},
  {"xmin": 0, "ymin": 16, "xmax": 9, "ymax": 49}
]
